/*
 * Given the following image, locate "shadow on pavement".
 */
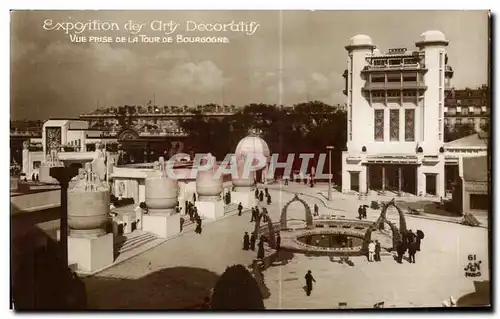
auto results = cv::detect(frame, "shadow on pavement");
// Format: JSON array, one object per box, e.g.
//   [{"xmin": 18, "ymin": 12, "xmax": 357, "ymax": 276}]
[
  {"xmin": 457, "ymin": 281, "xmax": 491, "ymax": 307},
  {"xmin": 84, "ymin": 266, "xmax": 220, "ymax": 309}
]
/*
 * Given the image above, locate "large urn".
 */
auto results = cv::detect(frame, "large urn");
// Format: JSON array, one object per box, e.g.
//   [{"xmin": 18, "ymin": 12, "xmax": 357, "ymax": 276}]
[
  {"xmin": 68, "ymin": 164, "xmax": 110, "ymax": 238},
  {"xmin": 196, "ymin": 154, "xmax": 223, "ymax": 201},
  {"xmin": 145, "ymin": 160, "xmax": 179, "ymax": 214},
  {"xmin": 232, "ymin": 155, "xmax": 255, "ymax": 192}
]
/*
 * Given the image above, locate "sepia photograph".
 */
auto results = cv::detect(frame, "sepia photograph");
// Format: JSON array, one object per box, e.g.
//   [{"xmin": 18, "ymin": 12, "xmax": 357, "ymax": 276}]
[{"xmin": 9, "ymin": 9, "xmax": 491, "ymax": 310}]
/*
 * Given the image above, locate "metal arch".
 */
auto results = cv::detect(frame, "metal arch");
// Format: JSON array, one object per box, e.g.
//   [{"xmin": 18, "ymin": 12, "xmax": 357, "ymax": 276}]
[
  {"xmin": 279, "ymin": 194, "xmax": 314, "ymax": 230},
  {"xmin": 362, "ymin": 198, "xmax": 408, "ymax": 252}
]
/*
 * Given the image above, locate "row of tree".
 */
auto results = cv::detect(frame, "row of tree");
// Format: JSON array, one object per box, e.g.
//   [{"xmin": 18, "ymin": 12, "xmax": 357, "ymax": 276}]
[{"xmin": 179, "ymin": 101, "xmax": 347, "ymax": 175}]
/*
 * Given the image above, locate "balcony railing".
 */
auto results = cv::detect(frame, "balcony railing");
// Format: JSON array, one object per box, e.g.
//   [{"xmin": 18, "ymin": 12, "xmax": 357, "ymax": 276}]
[
  {"xmin": 363, "ymin": 81, "xmax": 427, "ymax": 91},
  {"xmin": 365, "ymin": 63, "xmax": 423, "ymax": 70}
]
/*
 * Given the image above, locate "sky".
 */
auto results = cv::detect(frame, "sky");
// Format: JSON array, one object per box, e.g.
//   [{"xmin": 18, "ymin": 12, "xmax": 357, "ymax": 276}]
[{"xmin": 10, "ymin": 10, "xmax": 489, "ymax": 120}]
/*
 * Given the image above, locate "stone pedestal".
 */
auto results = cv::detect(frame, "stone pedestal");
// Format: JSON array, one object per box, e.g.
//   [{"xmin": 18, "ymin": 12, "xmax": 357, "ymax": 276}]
[
  {"xmin": 122, "ymin": 213, "xmax": 134, "ymax": 234},
  {"xmin": 195, "ymin": 200, "xmax": 224, "ymax": 220},
  {"xmin": 142, "ymin": 213, "xmax": 180, "ymax": 239},
  {"xmin": 231, "ymin": 191, "xmax": 256, "ymax": 208},
  {"xmin": 67, "ymin": 233, "xmax": 114, "ymax": 273}
]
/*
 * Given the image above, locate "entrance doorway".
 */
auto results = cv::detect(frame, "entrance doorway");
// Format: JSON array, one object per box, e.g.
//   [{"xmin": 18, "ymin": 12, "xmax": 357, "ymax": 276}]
[
  {"xmin": 445, "ymin": 164, "xmax": 459, "ymax": 194},
  {"xmin": 425, "ymin": 174, "xmax": 437, "ymax": 195},
  {"xmin": 350, "ymin": 171, "xmax": 359, "ymax": 192},
  {"xmin": 384, "ymin": 166, "xmax": 399, "ymax": 192},
  {"xmin": 367, "ymin": 164, "xmax": 417, "ymax": 194},
  {"xmin": 401, "ymin": 166, "xmax": 417, "ymax": 195},
  {"xmin": 368, "ymin": 165, "xmax": 383, "ymax": 190},
  {"xmin": 470, "ymin": 194, "xmax": 488, "ymax": 211}
]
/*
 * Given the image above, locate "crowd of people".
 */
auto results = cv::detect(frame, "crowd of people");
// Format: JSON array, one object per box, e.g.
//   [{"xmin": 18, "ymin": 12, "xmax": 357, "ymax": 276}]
[
  {"xmin": 395, "ymin": 229, "xmax": 424, "ymax": 264},
  {"xmin": 184, "ymin": 200, "xmax": 203, "ymax": 234},
  {"xmin": 255, "ymin": 187, "xmax": 273, "ymax": 205}
]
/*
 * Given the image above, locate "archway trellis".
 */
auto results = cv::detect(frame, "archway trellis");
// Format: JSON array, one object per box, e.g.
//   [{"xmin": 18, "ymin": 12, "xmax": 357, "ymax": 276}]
[
  {"xmin": 279, "ymin": 194, "xmax": 314, "ymax": 230},
  {"xmin": 362, "ymin": 198, "xmax": 408, "ymax": 252},
  {"xmin": 253, "ymin": 214, "xmax": 277, "ymax": 249}
]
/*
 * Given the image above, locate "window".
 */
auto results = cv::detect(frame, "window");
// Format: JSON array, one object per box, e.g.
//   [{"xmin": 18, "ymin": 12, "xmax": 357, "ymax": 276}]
[
  {"xmin": 390, "ymin": 109, "xmax": 400, "ymax": 141},
  {"xmin": 456, "ymin": 118, "xmax": 462, "ymax": 125},
  {"xmin": 403, "ymin": 74, "xmax": 417, "ymax": 82},
  {"xmin": 468, "ymin": 118, "xmax": 475, "ymax": 125},
  {"xmin": 372, "ymin": 76, "xmax": 385, "ymax": 83},
  {"xmin": 403, "ymin": 91, "xmax": 416, "ymax": 97},
  {"xmin": 480, "ymin": 118, "xmax": 487, "ymax": 126},
  {"xmin": 372, "ymin": 92, "xmax": 384, "ymax": 98},
  {"xmin": 33, "ymin": 161, "xmax": 41, "ymax": 169},
  {"xmin": 387, "ymin": 91, "xmax": 399, "ymax": 97},
  {"xmin": 403, "ymin": 58, "xmax": 418, "ymax": 65},
  {"xmin": 462, "ymin": 108, "xmax": 469, "ymax": 116},
  {"xmin": 374, "ymin": 110, "xmax": 384, "ymax": 141},
  {"xmin": 387, "ymin": 75, "xmax": 400, "ymax": 82},
  {"xmin": 404, "ymin": 109, "xmax": 415, "ymax": 141},
  {"xmin": 373, "ymin": 59, "xmax": 386, "ymax": 66},
  {"xmin": 389, "ymin": 59, "xmax": 401, "ymax": 65},
  {"xmin": 457, "ymin": 100, "xmax": 462, "ymax": 105}
]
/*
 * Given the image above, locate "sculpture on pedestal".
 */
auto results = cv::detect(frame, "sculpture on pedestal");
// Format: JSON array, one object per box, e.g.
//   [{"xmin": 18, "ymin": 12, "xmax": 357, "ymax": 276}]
[
  {"xmin": 142, "ymin": 157, "xmax": 181, "ymax": 238},
  {"xmin": 196, "ymin": 153, "xmax": 223, "ymax": 201},
  {"xmin": 145, "ymin": 157, "xmax": 179, "ymax": 215},
  {"xmin": 195, "ymin": 154, "xmax": 225, "ymax": 220},
  {"xmin": 39, "ymin": 147, "xmax": 65, "ymax": 184},
  {"xmin": 230, "ymin": 154, "xmax": 257, "ymax": 208}
]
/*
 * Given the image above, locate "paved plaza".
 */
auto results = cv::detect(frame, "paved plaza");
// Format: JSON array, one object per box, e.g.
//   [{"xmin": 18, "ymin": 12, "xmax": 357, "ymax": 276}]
[{"xmin": 84, "ymin": 183, "xmax": 489, "ymax": 309}]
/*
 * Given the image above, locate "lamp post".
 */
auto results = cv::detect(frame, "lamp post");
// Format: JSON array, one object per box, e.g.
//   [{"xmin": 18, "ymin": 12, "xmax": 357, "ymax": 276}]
[
  {"xmin": 50, "ymin": 166, "xmax": 79, "ymax": 268},
  {"xmin": 326, "ymin": 146, "xmax": 335, "ymax": 201}
]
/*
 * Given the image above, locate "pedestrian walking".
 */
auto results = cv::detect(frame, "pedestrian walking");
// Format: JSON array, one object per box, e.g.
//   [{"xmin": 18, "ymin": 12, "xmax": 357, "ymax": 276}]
[
  {"xmin": 368, "ymin": 240, "xmax": 375, "ymax": 262},
  {"xmin": 276, "ymin": 233, "xmax": 281, "ymax": 251},
  {"xmin": 243, "ymin": 232, "xmax": 250, "ymax": 250},
  {"xmin": 257, "ymin": 239, "xmax": 265, "ymax": 259},
  {"xmin": 238, "ymin": 202, "xmax": 243, "ymax": 216},
  {"xmin": 408, "ymin": 241, "xmax": 417, "ymax": 263},
  {"xmin": 250, "ymin": 232, "xmax": 256, "ymax": 251},
  {"xmin": 396, "ymin": 240, "xmax": 405, "ymax": 264},
  {"xmin": 304, "ymin": 270, "xmax": 316, "ymax": 296},
  {"xmin": 374, "ymin": 240, "xmax": 381, "ymax": 261},
  {"xmin": 195, "ymin": 217, "xmax": 202, "ymax": 234}
]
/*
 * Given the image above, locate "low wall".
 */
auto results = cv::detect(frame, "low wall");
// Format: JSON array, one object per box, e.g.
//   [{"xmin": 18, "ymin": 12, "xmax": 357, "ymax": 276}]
[{"xmin": 11, "ymin": 189, "xmax": 60, "ymax": 214}]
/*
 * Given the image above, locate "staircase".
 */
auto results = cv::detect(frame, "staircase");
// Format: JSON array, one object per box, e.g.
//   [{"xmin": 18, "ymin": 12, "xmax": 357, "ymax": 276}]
[
  {"xmin": 224, "ymin": 203, "xmax": 239, "ymax": 215},
  {"xmin": 114, "ymin": 231, "xmax": 158, "ymax": 256}
]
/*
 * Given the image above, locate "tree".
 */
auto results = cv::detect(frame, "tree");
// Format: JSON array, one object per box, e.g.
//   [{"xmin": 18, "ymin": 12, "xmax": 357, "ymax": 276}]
[{"xmin": 210, "ymin": 264, "xmax": 264, "ymax": 309}]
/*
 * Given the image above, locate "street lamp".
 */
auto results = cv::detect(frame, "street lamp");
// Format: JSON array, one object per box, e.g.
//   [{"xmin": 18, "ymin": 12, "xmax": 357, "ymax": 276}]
[{"xmin": 326, "ymin": 146, "xmax": 335, "ymax": 201}]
